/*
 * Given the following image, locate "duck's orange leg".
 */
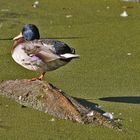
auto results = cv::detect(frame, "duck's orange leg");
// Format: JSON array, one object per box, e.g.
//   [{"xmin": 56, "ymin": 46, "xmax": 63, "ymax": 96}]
[
  {"xmin": 38, "ymin": 72, "xmax": 46, "ymax": 80},
  {"xmin": 31, "ymin": 72, "xmax": 46, "ymax": 81}
]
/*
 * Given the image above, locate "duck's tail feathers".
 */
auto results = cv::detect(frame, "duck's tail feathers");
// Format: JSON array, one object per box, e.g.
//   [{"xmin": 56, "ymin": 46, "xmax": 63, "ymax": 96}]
[{"xmin": 60, "ymin": 53, "xmax": 80, "ymax": 59}]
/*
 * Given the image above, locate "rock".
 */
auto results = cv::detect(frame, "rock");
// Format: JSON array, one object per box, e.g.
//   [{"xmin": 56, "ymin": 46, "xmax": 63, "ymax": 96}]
[{"xmin": 0, "ymin": 79, "xmax": 121, "ymax": 130}]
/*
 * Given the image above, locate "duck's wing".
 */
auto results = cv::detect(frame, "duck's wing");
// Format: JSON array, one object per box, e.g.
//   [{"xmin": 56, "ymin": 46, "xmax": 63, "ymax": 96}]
[
  {"xmin": 21, "ymin": 40, "xmax": 60, "ymax": 64},
  {"xmin": 21, "ymin": 39, "xmax": 77, "ymax": 64},
  {"xmin": 39, "ymin": 39, "xmax": 75, "ymax": 55},
  {"xmin": 38, "ymin": 39, "xmax": 79, "ymax": 61}
]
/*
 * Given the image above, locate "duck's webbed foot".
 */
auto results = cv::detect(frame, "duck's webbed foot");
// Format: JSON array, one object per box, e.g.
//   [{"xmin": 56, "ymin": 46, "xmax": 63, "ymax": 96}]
[{"xmin": 31, "ymin": 72, "xmax": 46, "ymax": 81}]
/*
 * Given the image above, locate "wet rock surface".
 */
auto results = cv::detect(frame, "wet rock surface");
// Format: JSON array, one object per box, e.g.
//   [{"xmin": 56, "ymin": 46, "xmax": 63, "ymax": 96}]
[{"xmin": 0, "ymin": 79, "xmax": 121, "ymax": 130}]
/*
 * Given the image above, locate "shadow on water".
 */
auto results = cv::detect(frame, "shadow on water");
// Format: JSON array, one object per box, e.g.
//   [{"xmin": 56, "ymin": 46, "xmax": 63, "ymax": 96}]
[
  {"xmin": 42, "ymin": 36, "xmax": 86, "ymax": 40},
  {"xmin": 0, "ymin": 36, "xmax": 85, "ymax": 41},
  {"xmin": 74, "ymin": 97, "xmax": 105, "ymax": 114},
  {"xmin": 0, "ymin": 124, "xmax": 10, "ymax": 130},
  {"xmin": 0, "ymin": 38, "xmax": 13, "ymax": 41},
  {"xmin": 99, "ymin": 96, "xmax": 140, "ymax": 104}
]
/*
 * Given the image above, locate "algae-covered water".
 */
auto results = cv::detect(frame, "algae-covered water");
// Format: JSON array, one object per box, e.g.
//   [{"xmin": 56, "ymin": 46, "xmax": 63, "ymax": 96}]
[{"xmin": 0, "ymin": 0, "xmax": 140, "ymax": 139}]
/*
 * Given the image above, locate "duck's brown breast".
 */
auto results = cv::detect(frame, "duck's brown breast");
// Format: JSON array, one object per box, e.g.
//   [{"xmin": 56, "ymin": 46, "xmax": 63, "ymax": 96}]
[{"xmin": 12, "ymin": 37, "xmax": 25, "ymax": 53}]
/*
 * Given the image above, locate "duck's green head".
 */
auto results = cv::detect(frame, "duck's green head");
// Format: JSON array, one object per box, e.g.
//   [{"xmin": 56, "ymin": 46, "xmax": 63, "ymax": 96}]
[{"xmin": 13, "ymin": 24, "xmax": 40, "ymax": 41}]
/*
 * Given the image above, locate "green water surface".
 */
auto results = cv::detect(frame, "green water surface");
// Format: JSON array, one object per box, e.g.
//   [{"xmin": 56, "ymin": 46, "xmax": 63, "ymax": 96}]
[{"xmin": 0, "ymin": 0, "xmax": 140, "ymax": 139}]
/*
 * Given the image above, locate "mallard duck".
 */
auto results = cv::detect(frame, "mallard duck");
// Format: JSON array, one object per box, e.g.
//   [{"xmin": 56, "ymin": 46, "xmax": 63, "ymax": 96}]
[{"xmin": 12, "ymin": 24, "xmax": 79, "ymax": 80}]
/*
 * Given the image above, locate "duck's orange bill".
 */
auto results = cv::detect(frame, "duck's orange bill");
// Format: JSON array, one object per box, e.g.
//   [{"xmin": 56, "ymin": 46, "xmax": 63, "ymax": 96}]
[{"xmin": 13, "ymin": 32, "xmax": 23, "ymax": 40}]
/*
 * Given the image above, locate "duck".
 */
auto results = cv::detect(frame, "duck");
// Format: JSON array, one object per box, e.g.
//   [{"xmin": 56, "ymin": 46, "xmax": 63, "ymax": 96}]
[{"xmin": 12, "ymin": 24, "xmax": 79, "ymax": 80}]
